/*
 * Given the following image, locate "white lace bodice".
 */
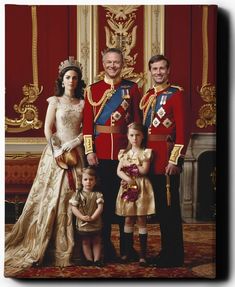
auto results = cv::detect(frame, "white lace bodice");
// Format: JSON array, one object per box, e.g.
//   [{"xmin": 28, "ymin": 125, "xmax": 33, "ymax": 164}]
[{"xmin": 47, "ymin": 96, "xmax": 84, "ymax": 143}]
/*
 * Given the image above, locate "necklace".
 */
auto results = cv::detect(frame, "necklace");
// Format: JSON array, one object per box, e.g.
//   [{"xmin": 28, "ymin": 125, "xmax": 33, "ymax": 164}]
[{"xmin": 63, "ymin": 94, "xmax": 76, "ymax": 101}]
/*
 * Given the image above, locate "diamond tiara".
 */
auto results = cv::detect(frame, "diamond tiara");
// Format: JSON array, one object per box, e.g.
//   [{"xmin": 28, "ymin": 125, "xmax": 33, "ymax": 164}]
[{"xmin": 58, "ymin": 56, "xmax": 82, "ymax": 73}]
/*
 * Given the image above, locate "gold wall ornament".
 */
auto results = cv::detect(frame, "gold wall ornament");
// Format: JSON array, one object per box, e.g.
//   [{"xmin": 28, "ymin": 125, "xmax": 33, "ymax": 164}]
[
  {"xmin": 103, "ymin": 5, "xmax": 139, "ymax": 63},
  {"xmin": 5, "ymin": 84, "xmax": 43, "ymax": 132},
  {"xmin": 77, "ymin": 5, "xmax": 164, "ymax": 89},
  {"xmin": 197, "ymin": 83, "xmax": 216, "ymax": 103},
  {"xmin": 98, "ymin": 5, "xmax": 146, "ymax": 87},
  {"xmin": 196, "ymin": 5, "xmax": 216, "ymax": 129},
  {"xmin": 196, "ymin": 102, "xmax": 216, "ymax": 128},
  {"xmin": 196, "ymin": 84, "xmax": 216, "ymax": 129},
  {"xmin": 5, "ymin": 6, "xmax": 43, "ymax": 133}
]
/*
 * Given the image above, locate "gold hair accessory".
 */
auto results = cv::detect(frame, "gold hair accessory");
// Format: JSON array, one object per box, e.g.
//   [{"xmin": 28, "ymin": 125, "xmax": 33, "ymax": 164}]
[{"xmin": 58, "ymin": 56, "xmax": 82, "ymax": 73}]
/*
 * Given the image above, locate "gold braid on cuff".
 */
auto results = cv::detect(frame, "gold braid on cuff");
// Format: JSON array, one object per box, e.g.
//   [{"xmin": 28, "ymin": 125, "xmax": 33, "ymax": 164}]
[
  {"xmin": 84, "ymin": 135, "xmax": 93, "ymax": 155},
  {"xmin": 169, "ymin": 144, "xmax": 184, "ymax": 165}
]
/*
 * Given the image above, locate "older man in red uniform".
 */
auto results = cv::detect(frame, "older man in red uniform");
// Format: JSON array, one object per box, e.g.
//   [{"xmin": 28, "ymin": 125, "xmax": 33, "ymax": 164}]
[
  {"xmin": 140, "ymin": 54, "xmax": 189, "ymax": 267},
  {"xmin": 83, "ymin": 48, "xmax": 141, "ymax": 262}
]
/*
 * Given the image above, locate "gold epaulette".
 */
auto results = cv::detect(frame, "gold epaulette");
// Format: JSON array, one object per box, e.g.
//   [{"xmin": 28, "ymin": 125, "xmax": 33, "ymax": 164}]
[{"xmin": 171, "ymin": 85, "xmax": 184, "ymax": 91}]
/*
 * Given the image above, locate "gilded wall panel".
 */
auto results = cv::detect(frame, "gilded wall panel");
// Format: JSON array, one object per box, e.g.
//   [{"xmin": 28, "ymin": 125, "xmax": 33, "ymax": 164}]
[{"xmin": 77, "ymin": 5, "xmax": 164, "ymax": 92}]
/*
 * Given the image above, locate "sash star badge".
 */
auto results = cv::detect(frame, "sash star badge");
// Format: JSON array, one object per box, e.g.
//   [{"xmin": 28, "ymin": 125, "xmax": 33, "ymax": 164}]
[
  {"xmin": 157, "ymin": 107, "xmax": 166, "ymax": 118},
  {"xmin": 112, "ymin": 111, "xmax": 122, "ymax": 121},
  {"xmin": 163, "ymin": 118, "xmax": 172, "ymax": 128},
  {"xmin": 121, "ymin": 100, "xmax": 129, "ymax": 110},
  {"xmin": 152, "ymin": 117, "xmax": 160, "ymax": 128}
]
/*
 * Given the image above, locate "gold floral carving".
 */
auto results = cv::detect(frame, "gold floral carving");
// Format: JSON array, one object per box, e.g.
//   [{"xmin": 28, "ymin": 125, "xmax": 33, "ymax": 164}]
[
  {"xmin": 197, "ymin": 83, "xmax": 216, "ymax": 103},
  {"xmin": 196, "ymin": 103, "xmax": 216, "ymax": 128},
  {"xmin": 196, "ymin": 84, "xmax": 216, "ymax": 128},
  {"xmin": 97, "ymin": 5, "xmax": 146, "ymax": 87},
  {"xmin": 5, "ymin": 6, "xmax": 43, "ymax": 133}
]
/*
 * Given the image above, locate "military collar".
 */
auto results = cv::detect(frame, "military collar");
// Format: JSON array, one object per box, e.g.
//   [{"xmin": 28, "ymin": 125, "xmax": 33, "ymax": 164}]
[
  {"xmin": 153, "ymin": 81, "xmax": 170, "ymax": 94},
  {"xmin": 104, "ymin": 75, "xmax": 122, "ymax": 87}
]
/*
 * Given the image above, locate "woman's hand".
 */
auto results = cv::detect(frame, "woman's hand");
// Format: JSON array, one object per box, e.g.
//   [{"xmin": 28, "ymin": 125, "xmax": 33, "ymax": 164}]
[
  {"xmin": 61, "ymin": 138, "xmax": 80, "ymax": 151},
  {"xmin": 55, "ymin": 154, "xmax": 64, "ymax": 162}
]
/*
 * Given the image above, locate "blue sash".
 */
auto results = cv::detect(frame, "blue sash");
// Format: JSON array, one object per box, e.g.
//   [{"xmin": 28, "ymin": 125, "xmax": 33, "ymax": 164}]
[
  {"xmin": 96, "ymin": 79, "xmax": 134, "ymax": 125},
  {"xmin": 145, "ymin": 87, "xmax": 177, "ymax": 127}
]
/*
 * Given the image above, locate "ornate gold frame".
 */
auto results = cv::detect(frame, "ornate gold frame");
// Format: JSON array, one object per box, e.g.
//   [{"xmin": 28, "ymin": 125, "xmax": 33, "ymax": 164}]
[
  {"xmin": 76, "ymin": 5, "xmax": 164, "ymax": 92},
  {"xmin": 5, "ymin": 6, "xmax": 43, "ymax": 133}
]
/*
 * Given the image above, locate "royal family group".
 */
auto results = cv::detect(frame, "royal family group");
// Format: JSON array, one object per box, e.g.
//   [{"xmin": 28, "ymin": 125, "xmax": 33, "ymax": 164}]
[{"xmin": 5, "ymin": 49, "xmax": 188, "ymax": 273}]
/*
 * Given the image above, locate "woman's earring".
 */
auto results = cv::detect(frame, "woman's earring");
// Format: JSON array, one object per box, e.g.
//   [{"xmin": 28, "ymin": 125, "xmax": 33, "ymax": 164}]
[{"xmin": 62, "ymin": 82, "xmax": 64, "ymax": 87}]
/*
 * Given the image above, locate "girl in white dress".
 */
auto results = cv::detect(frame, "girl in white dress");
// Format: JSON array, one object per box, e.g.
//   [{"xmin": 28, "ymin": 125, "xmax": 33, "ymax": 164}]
[
  {"xmin": 116, "ymin": 122, "xmax": 155, "ymax": 266},
  {"xmin": 5, "ymin": 57, "xmax": 86, "ymax": 276}
]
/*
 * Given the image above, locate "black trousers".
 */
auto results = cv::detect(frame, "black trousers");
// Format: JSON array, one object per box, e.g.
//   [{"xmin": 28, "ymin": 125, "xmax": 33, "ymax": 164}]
[
  {"xmin": 97, "ymin": 159, "xmax": 125, "ymax": 255},
  {"xmin": 150, "ymin": 174, "xmax": 184, "ymax": 262}
]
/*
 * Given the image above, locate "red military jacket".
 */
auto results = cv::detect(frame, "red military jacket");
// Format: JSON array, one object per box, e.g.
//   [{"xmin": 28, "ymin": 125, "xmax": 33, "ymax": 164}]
[
  {"xmin": 83, "ymin": 77, "xmax": 141, "ymax": 160},
  {"xmin": 140, "ymin": 81, "xmax": 187, "ymax": 174}
]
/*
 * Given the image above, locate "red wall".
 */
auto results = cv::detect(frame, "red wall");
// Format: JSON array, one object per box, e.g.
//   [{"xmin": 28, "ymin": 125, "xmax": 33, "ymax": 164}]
[
  {"xmin": 5, "ymin": 5, "xmax": 77, "ymax": 137},
  {"xmin": 165, "ymin": 5, "xmax": 217, "ymax": 133}
]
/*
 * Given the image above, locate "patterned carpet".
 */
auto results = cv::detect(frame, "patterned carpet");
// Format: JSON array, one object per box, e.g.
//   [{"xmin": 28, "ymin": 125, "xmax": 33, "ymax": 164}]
[{"xmin": 4, "ymin": 223, "xmax": 216, "ymax": 279}]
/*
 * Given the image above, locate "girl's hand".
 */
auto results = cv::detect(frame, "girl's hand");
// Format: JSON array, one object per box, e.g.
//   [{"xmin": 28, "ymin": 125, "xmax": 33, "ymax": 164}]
[
  {"xmin": 82, "ymin": 215, "xmax": 91, "ymax": 221},
  {"xmin": 126, "ymin": 178, "xmax": 136, "ymax": 186},
  {"xmin": 121, "ymin": 179, "xmax": 128, "ymax": 189}
]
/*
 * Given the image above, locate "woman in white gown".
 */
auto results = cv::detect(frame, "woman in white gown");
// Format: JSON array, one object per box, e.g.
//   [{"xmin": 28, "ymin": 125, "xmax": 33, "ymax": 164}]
[{"xmin": 5, "ymin": 57, "xmax": 86, "ymax": 276}]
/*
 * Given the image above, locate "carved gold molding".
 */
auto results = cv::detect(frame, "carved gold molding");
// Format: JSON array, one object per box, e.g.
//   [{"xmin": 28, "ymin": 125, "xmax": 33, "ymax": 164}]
[
  {"xmin": 5, "ymin": 153, "xmax": 41, "ymax": 160},
  {"xmin": 5, "ymin": 6, "xmax": 43, "ymax": 133},
  {"xmin": 196, "ymin": 6, "xmax": 216, "ymax": 129},
  {"xmin": 96, "ymin": 5, "xmax": 146, "ymax": 87},
  {"xmin": 5, "ymin": 137, "xmax": 47, "ymax": 155},
  {"xmin": 5, "ymin": 137, "xmax": 47, "ymax": 145},
  {"xmin": 77, "ymin": 5, "xmax": 164, "ymax": 90},
  {"xmin": 77, "ymin": 6, "xmax": 98, "ymax": 85},
  {"xmin": 144, "ymin": 5, "xmax": 164, "ymax": 92}
]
